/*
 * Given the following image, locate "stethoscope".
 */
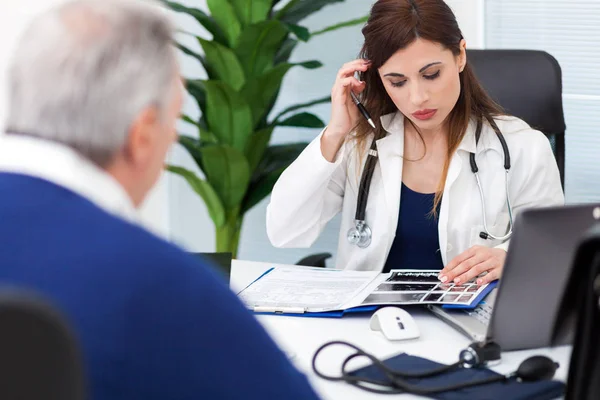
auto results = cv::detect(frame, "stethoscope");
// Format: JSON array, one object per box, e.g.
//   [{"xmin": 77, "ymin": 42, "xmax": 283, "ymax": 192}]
[{"xmin": 347, "ymin": 116, "xmax": 514, "ymax": 248}]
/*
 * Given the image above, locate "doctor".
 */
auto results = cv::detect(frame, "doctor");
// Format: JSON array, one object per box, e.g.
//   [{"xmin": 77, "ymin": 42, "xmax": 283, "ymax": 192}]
[{"xmin": 267, "ymin": 0, "xmax": 564, "ymax": 285}]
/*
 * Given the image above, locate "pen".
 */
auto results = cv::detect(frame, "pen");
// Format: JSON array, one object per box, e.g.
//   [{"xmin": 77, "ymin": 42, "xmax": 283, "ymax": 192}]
[
  {"xmin": 350, "ymin": 91, "xmax": 376, "ymax": 129},
  {"xmin": 253, "ymin": 306, "xmax": 306, "ymax": 314}
]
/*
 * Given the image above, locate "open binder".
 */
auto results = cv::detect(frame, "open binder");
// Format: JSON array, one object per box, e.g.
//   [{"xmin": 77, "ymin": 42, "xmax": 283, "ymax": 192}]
[{"xmin": 237, "ymin": 266, "xmax": 496, "ymax": 317}]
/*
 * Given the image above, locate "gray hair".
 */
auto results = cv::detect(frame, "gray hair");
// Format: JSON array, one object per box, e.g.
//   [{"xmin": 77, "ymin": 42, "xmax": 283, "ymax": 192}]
[{"xmin": 5, "ymin": 0, "xmax": 177, "ymax": 166}]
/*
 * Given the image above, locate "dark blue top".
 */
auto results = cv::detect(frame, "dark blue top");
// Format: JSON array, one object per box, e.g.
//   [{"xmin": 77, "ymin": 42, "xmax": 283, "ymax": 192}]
[
  {"xmin": 0, "ymin": 173, "xmax": 320, "ymax": 400},
  {"xmin": 383, "ymin": 183, "xmax": 444, "ymax": 273}
]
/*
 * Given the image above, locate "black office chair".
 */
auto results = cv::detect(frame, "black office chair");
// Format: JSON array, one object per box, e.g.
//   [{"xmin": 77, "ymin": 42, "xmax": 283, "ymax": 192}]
[
  {"xmin": 297, "ymin": 49, "xmax": 567, "ymax": 268},
  {"xmin": 190, "ymin": 252, "xmax": 233, "ymax": 281},
  {"xmin": 467, "ymin": 49, "xmax": 566, "ymax": 188},
  {"xmin": 0, "ymin": 289, "xmax": 85, "ymax": 400},
  {"xmin": 296, "ymin": 252, "xmax": 332, "ymax": 268}
]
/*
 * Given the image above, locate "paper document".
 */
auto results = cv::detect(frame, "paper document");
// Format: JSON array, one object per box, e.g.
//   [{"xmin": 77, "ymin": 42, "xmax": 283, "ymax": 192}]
[
  {"xmin": 238, "ymin": 267, "xmax": 492, "ymax": 315},
  {"xmin": 238, "ymin": 267, "xmax": 379, "ymax": 313}
]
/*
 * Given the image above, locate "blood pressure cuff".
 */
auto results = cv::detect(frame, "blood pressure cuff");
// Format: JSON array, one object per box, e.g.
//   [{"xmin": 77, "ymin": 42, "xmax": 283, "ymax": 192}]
[{"xmin": 350, "ymin": 353, "xmax": 565, "ymax": 400}]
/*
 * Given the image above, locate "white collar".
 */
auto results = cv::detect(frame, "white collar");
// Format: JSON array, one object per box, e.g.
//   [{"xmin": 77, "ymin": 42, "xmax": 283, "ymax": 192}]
[{"xmin": 0, "ymin": 134, "xmax": 138, "ymax": 223}]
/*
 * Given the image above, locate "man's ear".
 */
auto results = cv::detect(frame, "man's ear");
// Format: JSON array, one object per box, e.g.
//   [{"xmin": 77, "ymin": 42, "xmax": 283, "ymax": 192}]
[
  {"xmin": 124, "ymin": 106, "xmax": 159, "ymax": 165},
  {"xmin": 459, "ymin": 39, "xmax": 467, "ymax": 72}
]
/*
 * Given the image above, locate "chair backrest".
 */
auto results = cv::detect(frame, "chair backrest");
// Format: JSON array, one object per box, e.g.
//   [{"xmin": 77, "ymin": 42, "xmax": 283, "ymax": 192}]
[
  {"xmin": 0, "ymin": 289, "xmax": 85, "ymax": 400},
  {"xmin": 467, "ymin": 49, "xmax": 566, "ymax": 187}
]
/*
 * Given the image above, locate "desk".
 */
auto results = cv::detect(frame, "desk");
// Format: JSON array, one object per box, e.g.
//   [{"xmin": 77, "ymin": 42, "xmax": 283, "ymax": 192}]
[{"xmin": 231, "ymin": 260, "xmax": 572, "ymax": 400}]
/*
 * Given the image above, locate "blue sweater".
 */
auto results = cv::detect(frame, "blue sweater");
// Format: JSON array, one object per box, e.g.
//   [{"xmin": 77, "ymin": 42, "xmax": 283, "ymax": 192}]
[{"xmin": 0, "ymin": 173, "xmax": 320, "ymax": 400}]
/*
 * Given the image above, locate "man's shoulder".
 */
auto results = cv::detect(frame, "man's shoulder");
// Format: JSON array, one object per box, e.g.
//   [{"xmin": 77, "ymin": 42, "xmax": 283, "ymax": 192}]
[
  {"xmin": 83, "ymin": 210, "xmax": 205, "ymax": 276},
  {"xmin": 15, "ymin": 176, "xmax": 210, "ymax": 280}
]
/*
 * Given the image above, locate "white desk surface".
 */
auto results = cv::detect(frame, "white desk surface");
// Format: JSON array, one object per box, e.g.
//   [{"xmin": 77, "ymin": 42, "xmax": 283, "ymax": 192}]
[{"xmin": 231, "ymin": 260, "xmax": 572, "ymax": 400}]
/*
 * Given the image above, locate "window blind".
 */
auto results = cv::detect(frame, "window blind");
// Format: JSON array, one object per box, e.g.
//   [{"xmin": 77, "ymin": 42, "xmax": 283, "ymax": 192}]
[{"xmin": 485, "ymin": 0, "xmax": 600, "ymax": 203}]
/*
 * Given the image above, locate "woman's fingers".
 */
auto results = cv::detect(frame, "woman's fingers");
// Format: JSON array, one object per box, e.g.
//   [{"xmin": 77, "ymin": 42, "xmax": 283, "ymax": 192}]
[
  {"xmin": 332, "ymin": 77, "xmax": 365, "ymax": 102},
  {"xmin": 336, "ymin": 59, "xmax": 371, "ymax": 81},
  {"xmin": 454, "ymin": 259, "xmax": 495, "ymax": 285},
  {"xmin": 477, "ymin": 269, "xmax": 500, "ymax": 285}
]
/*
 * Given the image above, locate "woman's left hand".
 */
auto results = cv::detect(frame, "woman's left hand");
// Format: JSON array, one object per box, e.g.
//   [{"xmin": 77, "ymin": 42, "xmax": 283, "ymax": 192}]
[{"xmin": 439, "ymin": 246, "xmax": 507, "ymax": 286}]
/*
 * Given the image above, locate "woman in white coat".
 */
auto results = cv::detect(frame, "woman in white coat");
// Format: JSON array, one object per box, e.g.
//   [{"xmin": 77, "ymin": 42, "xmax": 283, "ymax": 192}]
[{"xmin": 267, "ymin": 0, "xmax": 564, "ymax": 285}]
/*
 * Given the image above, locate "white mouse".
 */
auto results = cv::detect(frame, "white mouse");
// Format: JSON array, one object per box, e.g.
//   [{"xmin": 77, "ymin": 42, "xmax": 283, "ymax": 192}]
[{"xmin": 369, "ymin": 307, "xmax": 420, "ymax": 341}]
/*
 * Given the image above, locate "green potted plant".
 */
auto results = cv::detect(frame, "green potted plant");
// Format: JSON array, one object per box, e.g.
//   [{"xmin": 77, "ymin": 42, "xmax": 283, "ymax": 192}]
[{"xmin": 166, "ymin": 0, "xmax": 367, "ymax": 258}]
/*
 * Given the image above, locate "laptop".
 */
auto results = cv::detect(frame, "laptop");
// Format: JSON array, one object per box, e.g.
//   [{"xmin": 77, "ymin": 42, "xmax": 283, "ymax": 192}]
[{"xmin": 428, "ymin": 204, "xmax": 600, "ymax": 351}]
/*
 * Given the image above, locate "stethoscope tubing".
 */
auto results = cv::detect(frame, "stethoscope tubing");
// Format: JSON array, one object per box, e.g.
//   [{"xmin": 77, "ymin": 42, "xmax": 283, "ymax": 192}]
[{"xmin": 347, "ymin": 116, "xmax": 514, "ymax": 247}]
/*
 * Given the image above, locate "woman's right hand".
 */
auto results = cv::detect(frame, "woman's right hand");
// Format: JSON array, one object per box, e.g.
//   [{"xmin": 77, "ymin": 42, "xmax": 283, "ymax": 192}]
[{"xmin": 321, "ymin": 59, "xmax": 371, "ymax": 162}]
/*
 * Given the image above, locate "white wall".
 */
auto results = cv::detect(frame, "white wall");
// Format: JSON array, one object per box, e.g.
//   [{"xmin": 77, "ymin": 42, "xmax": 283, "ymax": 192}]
[
  {"xmin": 168, "ymin": 0, "xmax": 485, "ymax": 264},
  {"xmin": 0, "ymin": 0, "xmax": 171, "ymax": 237}
]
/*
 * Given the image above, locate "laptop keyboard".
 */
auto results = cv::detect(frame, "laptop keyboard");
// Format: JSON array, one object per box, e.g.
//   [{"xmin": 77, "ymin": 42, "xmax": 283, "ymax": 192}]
[{"xmin": 465, "ymin": 301, "xmax": 493, "ymax": 325}]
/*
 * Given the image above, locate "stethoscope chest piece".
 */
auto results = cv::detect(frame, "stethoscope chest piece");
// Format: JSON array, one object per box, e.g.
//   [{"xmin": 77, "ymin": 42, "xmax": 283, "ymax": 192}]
[{"xmin": 347, "ymin": 220, "xmax": 372, "ymax": 248}]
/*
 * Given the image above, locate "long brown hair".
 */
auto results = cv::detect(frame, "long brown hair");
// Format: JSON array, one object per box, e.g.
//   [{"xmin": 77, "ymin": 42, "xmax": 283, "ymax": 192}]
[{"xmin": 355, "ymin": 0, "xmax": 503, "ymax": 214}]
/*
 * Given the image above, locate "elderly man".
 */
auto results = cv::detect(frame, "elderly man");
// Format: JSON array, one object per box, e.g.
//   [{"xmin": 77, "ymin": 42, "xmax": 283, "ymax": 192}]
[{"xmin": 0, "ymin": 0, "xmax": 320, "ymax": 399}]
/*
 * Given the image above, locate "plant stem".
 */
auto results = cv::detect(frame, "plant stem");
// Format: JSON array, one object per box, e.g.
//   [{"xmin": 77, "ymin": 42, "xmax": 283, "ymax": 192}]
[{"xmin": 215, "ymin": 212, "xmax": 243, "ymax": 259}]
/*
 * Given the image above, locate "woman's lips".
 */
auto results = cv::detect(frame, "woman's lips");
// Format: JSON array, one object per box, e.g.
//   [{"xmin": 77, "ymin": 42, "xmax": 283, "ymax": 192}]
[{"xmin": 412, "ymin": 109, "xmax": 437, "ymax": 121}]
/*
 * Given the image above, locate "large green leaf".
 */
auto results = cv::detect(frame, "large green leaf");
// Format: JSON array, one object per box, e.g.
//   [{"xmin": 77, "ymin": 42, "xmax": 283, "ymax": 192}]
[
  {"xmin": 245, "ymin": 128, "xmax": 273, "ymax": 172},
  {"xmin": 241, "ymin": 142, "xmax": 309, "ymax": 213},
  {"xmin": 198, "ymin": 39, "xmax": 245, "ymax": 91},
  {"xmin": 179, "ymin": 120, "xmax": 218, "ymax": 146},
  {"xmin": 240, "ymin": 61, "xmax": 322, "ymax": 127},
  {"xmin": 166, "ymin": 165, "xmax": 226, "ymax": 227},
  {"xmin": 178, "ymin": 135, "xmax": 204, "ymax": 169},
  {"xmin": 203, "ymin": 81, "xmax": 253, "ymax": 152},
  {"xmin": 311, "ymin": 15, "xmax": 369, "ymax": 37},
  {"xmin": 177, "ymin": 44, "xmax": 214, "ymax": 79},
  {"xmin": 271, "ymin": 95, "xmax": 331, "ymax": 123},
  {"xmin": 206, "ymin": 0, "xmax": 242, "ymax": 47},
  {"xmin": 275, "ymin": 0, "xmax": 344, "ymax": 24},
  {"xmin": 185, "ymin": 80, "xmax": 208, "ymax": 130},
  {"xmin": 240, "ymin": 63, "xmax": 292, "ymax": 127},
  {"xmin": 242, "ymin": 166, "xmax": 287, "ymax": 213},
  {"xmin": 271, "ymin": 0, "xmax": 283, "ymax": 11},
  {"xmin": 164, "ymin": 1, "xmax": 229, "ymax": 46},
  {"xmin": 181, "ymin": 114, "xmax": 198, "ymax": 127},
  {"xmin": 276, "ymin": 112, "xmax": 325, "ymax": 128},
  {"xmin": 284, "ymin": 23, "xmax": 310, "ymax": 41},
  {"xmin": 274, "ymin": 38, "xmax": 298, "ymax": 64},
  {"xmin": 200, "ymin": 145, "xmax": 251, "ymax": 209},
  {"xmin": 230, "ymin": 0, "xmax": 271, "ymax": 26},
  {"xmin": 235, "ymin": 20, "xmax": 289, "ymax": 78}
]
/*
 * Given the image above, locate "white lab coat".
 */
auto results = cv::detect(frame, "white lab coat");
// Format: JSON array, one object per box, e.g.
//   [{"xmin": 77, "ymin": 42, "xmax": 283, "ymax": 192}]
[{"xmin": 266, "ymin": 112, "xmax": 565, "ymax": 271}]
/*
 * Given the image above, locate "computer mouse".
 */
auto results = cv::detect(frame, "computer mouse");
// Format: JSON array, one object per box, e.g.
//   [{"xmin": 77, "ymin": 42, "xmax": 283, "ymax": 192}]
[{"xmin": 369, "ymin": 307, "xmax": 420, "ymax": 341}]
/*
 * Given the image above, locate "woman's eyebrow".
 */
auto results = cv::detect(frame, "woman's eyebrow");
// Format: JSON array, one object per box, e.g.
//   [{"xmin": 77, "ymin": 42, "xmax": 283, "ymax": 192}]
[{"xmin": 383, "ymin": 61, "xmax": 443, "ymax": 78}]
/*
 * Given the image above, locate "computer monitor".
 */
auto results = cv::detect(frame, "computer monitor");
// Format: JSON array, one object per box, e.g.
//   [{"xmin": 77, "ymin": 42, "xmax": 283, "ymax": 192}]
[
  {"xmin": 430, "ymin": 204, "xmax": 600, "ymax": 351},
  {"xmin": 489, "ymin": 203, "xmax": 600, "ymax": 350}
]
